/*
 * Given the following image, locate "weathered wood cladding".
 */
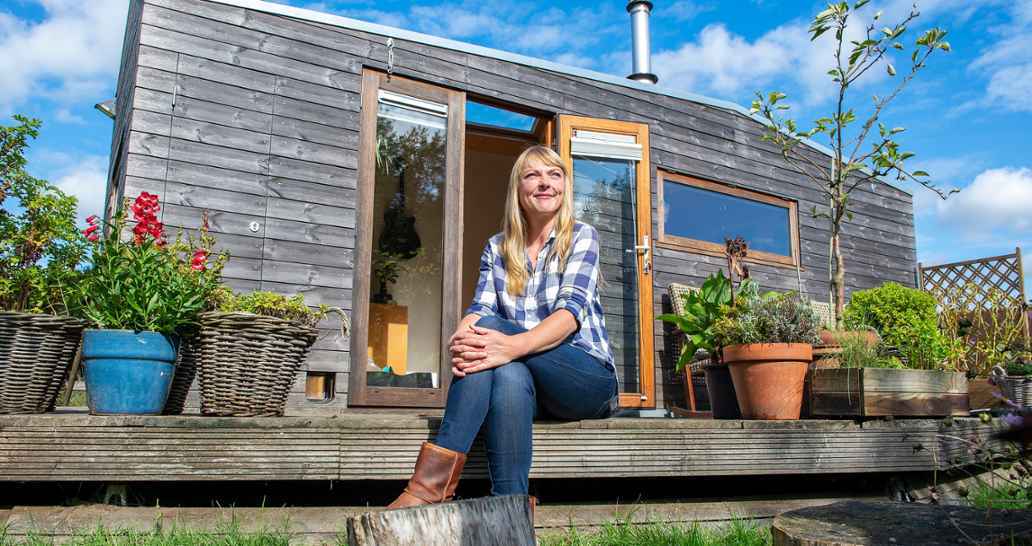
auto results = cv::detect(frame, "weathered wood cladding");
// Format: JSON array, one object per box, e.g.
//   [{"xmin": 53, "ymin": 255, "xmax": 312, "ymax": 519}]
[{"xmin": 114, "ymin": 0, "xmax": 918, "ymax": 410}]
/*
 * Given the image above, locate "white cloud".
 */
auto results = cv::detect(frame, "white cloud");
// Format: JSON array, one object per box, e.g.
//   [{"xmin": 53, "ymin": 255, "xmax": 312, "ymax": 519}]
[
  {"xmin": 0, "ymin": 0, "xmax": 126, "ymax": 113},
  {"xmin": 664, "ymin": 1, "xmax": 714, "ymax": 22},
  {"xmin": 52, "ymin": 155, "xmax": 108, "ymax": 224},
  {"xmin": 934, "ymin": 167, "xmax": 1032, "ymax": 233},
  {"xmin": 652, "ymin": 14, "xmax": 882, "ymax": 105},
  {"xmin": 959, "ymin": 2, "xmax": 1032, "ymax": 113}
]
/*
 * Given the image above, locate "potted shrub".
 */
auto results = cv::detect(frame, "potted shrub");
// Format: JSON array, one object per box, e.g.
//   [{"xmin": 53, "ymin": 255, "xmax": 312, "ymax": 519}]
[
  {"xmin": 713, "ymin": 284, "xmax": 821, "ymax": 420},
  {"xmin": 70, "ymin": 193, "xmax": 225, "ymax": 415},
  {"xmin": 195, "ymin": 290, "xmax": 348, "ymax": 417},
  {"xmin": 659, "ymin": 271, "xmax": 741, "ymax": 419},
  {"xmin": 0, "ymin": 115, "xmax": 88, "ymax": 413}
]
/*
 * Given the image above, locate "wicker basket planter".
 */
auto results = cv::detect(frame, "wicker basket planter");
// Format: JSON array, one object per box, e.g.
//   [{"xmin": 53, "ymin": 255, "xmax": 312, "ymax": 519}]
[
  {"xmin": 991, "ymin": 366, "xmax": 1032, "ymax": 408},
  {"xmin": 163, "ymin": 334, "xmax": 199, "ymax": 415},
  {"xmin": 195, "ymin": 311, "xmax": 318, "ymax": 417},
  {"xmin": 0, "ymin": 311, "xmax": 85, "ymax": 414}
]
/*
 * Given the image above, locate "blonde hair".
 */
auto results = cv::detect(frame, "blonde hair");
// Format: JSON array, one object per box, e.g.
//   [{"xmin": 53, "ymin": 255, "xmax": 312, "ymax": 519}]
[{"xmin": 501, "ymin": 145, "xmax": 575, "ymax": 296}]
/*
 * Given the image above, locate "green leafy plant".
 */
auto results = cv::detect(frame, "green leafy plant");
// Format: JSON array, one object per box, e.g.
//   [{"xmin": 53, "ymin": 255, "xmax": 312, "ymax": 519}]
[
  {"xmin": 70, "ymin": 193, "xmax": 226, "ymax": 336},
  {"xmin": 843, "ymin": 282, "xmax": 949, "ymax": 370},
  {"xmin": 750, "ymin": 1, "xmax": 953, "ymax": 326},
  {"xmin": 216, "ymin": 290, "xmax": 328, "ymax": 329},
  {"xmin": 658, "ymin": 271, "xmax": 732, "ymax": 372},
  {"xmin": 0, "ymin": 115, "xmax": 88, "ymax": 314},
  {"xmin": 713, "ymin": 286, "xmax": 822, "ymax": 347},
  {"xmin": 838, "ymin": 333, "xmax": 904, "ymax": 369}
]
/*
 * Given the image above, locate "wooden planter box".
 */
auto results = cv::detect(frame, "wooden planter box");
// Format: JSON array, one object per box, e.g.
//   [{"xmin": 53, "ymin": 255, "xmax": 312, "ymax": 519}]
[{"xmin": 809, "ymin": 368, "xmax": 969, "ymax": 417}]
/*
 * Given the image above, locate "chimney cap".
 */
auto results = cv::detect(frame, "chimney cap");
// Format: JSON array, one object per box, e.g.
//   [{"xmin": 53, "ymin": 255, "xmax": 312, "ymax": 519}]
[{"xmin": 626, "ymin": 0, "xmax": 653, "ymax": 12}]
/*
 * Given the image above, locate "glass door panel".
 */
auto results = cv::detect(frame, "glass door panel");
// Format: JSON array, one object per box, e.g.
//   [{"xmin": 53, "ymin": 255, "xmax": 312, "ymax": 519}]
[
  {"xmin": 571, "ymin": 156, "xmax": 642, "ymax": 393},
  {"xmin": 366, "ymin": 94, "xmax": 448, "ymax": 390}
]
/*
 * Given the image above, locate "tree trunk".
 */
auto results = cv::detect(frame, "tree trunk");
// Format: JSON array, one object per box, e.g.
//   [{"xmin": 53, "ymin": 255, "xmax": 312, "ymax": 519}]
[
  {"xmin": 346, "ymin": 495, "xmax": 534, "ymax": 546},
  {"xmin": 830, "ymin": 227, "xmax": 846, "ymax": 329},
  {"xmin": 772, "ymin": 500, "xmax": 1032, "ymax": 545}
]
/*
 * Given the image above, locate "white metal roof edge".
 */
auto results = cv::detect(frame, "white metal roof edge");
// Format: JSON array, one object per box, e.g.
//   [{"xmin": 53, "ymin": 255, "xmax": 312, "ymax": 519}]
[{"xmin": 206, "ymin": 0, "xmax": 911, "ymax": 197}]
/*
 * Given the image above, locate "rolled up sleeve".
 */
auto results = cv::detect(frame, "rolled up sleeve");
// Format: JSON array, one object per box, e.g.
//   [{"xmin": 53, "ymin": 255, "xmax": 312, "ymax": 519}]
[
  {"xmin": 464, "ymin": 242, "xmax": 498, "ymax": 317},
  {"xmin": 553, "ymin": 225, "xmax": 600, "ymax": 329}
]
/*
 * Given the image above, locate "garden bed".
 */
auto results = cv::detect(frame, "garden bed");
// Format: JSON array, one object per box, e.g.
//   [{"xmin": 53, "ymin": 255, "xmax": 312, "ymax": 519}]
[{"xmin": 809, "ymin": 368, "xmax": 968, "ymax": 417}]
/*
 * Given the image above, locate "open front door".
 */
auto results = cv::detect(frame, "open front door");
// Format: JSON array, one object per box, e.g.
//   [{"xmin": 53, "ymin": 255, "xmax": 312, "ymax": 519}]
[{"xmin": 558, "ymin": 116, "xmax": 655, "ymax": 409}]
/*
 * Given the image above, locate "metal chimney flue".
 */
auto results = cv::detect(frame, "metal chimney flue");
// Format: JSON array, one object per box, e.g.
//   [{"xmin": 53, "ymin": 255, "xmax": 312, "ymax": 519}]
[{"xmin": 627, "ymin": 0, "xmax": 658, "ymax": 84}]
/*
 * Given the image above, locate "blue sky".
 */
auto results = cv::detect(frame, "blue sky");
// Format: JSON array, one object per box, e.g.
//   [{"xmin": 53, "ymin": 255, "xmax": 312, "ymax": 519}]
[{"xmin": 2, "ymin": 0, "xmax": 1030, "ymax": 296}]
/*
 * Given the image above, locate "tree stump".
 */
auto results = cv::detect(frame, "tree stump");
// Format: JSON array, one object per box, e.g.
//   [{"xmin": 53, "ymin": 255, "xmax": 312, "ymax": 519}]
[
  {"xmin": 346, "ymin": 495, "xmax": 534, "ymax": 546},
  {"xmin": 773, "ymin": 500, "xmax": 1032, "ymax": 545}
]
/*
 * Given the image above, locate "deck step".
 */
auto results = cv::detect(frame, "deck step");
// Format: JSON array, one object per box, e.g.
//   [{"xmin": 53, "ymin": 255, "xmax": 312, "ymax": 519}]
[{"xmin": 0, "ymin": 497, "xmax": 873, "ymax": 544}]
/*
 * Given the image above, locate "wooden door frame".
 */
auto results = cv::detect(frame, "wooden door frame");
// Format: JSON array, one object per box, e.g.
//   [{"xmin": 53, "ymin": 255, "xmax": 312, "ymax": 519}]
[
  {"xmin": 348, "ymin": 69, "xmax": 466, "ymax": 407},
  {"xmin": 557, "ymin": 115, "xmax": 655, "ymax": 409}
]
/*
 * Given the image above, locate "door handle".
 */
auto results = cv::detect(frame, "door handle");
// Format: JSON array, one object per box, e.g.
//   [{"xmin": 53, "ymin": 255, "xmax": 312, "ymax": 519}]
[{"xmin": 625, "ymin": 235, "xmax": 651, "ymax": 274}]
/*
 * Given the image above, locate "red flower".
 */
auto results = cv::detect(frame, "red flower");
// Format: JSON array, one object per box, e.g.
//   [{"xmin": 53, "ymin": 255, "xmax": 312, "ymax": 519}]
[
  {"xmin": 129, "ymin": 193, "xmax": 165, "ymax": 246},
  {"xmin": 83, "ymin": 217, "xmax": 101, "ymax": 242},
  {"xmin": 190, "ymin": 248, "xmax": 208, "ymax": 272}
]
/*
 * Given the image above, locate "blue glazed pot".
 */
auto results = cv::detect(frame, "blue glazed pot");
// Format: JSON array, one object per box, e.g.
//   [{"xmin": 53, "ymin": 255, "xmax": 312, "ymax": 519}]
[{"xmin": 82, "ymin": 329, "xmax": 177, "ymax": 415}]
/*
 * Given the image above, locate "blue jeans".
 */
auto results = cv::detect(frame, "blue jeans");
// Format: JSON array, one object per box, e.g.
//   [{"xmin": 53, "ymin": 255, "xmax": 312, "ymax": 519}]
[{"xmin": 433, "ymin": 314, "xmax": 618, "ymax": 495}]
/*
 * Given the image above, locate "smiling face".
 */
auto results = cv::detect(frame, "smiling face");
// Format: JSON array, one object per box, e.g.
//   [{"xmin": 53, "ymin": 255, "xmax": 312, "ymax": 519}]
[{"xmin": 517, "ymin": 159, "xmax": 566, "ymax": 220}]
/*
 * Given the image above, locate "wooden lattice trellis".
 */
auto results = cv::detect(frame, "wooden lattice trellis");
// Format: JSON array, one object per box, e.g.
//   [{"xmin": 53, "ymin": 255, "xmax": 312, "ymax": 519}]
[{"xmin": 918, "ymin": 247, "xmax": 1027, "ymax": 311}]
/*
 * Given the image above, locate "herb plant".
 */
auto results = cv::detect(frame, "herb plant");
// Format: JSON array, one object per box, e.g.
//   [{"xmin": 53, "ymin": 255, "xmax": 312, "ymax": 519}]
[
  {"xmin": 712, "ymin": 286, "xmax": 822, "ymax": 347},
  {"xmin": 215, "ymin": 290, "xmax": 328, "ymax": 329}
]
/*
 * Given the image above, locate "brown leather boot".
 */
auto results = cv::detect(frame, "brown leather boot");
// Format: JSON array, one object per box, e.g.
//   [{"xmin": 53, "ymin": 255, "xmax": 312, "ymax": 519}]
[{"xmin": 387, "ymin": 441, "xmax": 467, "ymax": 509}]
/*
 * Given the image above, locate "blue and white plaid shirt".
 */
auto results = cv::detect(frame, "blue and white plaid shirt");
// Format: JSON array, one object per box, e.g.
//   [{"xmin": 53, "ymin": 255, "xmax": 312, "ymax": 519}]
[{"xmin": 465, "ymin": 221, "xmax": 615, "ymax": 369}]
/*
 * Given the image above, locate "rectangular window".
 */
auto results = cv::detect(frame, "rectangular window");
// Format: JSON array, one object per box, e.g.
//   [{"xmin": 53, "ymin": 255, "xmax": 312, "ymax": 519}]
[{"xmin": 657, "ymin": 171, "xmax": 800, "ymax": 267}]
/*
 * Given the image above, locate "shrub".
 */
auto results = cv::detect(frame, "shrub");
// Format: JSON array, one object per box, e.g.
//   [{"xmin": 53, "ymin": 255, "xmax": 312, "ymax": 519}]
[
  {"xmin": 713, "ymin": 285, "xmax": 822, "ymax": 347},
  {"xmin": 0, "ymin": 115, "xmax": 88, "ymax": 314},
  {"xmin": 843, "ymin": 282, "xmax": 949, "ymax": 370}
]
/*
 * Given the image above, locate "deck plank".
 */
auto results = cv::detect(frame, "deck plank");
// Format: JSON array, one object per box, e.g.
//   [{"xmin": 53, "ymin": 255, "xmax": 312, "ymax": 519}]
[{"xmin": 0, "ymin": 413, "xmax": 1006, "ymax": 482}]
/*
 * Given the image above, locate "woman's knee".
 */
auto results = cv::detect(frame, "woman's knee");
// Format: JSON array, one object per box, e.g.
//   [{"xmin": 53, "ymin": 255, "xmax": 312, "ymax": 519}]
[
  {"xmin": 489, "ymin": 363, "xmax": 535, "ymax": 407},
  {"xmin": 474, "ymin": 314, "xmax": 524, "ymax": 335}
]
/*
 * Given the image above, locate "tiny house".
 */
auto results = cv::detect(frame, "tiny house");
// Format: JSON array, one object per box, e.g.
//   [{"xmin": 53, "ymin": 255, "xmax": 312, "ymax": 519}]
[{"xmin": 106, "ymin": 0, "xmax": 919, "ymax": 415}]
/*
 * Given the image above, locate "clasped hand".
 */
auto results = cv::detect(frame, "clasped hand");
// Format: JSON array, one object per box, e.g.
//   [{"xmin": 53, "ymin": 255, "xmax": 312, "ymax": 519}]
[{"xmin": 448, "ymin": 325, "xmax": 521, "ymax": 377}]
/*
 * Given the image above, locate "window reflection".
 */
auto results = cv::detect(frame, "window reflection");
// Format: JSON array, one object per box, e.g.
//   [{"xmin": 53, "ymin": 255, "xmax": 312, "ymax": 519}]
[
  {"xmin": 663, "ymin": 181, "xmax": 792, "ymax": 257},
  {"xmin": 366, "ymin": 98, "xmax": 447, "ymax": 389}
]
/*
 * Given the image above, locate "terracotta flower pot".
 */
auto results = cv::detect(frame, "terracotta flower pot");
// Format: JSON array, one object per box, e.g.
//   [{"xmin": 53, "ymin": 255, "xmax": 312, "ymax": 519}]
[{"xmin": 724, "ymin": 343, "xmax": 813, "ymax": 420}]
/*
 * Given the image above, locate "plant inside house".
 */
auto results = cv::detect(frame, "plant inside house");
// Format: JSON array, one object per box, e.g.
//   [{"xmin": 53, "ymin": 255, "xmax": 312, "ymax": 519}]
[
  {"xmin": 193, "ymin": 289, "xmax": 348, "ymax": 417},
  {"xmin": 713, "ymin": 283, "xmax": 822, "ymax": 420},
  {"xmin": 0, "ymin": 115, "xmax": 89, "ymax": 414},
  {"xmin": 70, "ymin": 192, "xmax": 226, "ymax": 415}
]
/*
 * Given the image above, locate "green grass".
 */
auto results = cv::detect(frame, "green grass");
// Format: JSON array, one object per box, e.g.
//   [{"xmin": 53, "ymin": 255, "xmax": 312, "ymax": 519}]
[
  {"xmin": 0, "ymin": 520, "xmax": 296, "ymax": 546},
  {"xmin": 541, "ymin": 518, "xmax": 772, "ymax": 546},
  {"xmin": 967, "ymin": 480, "xmax": 1032, "ymax": 511}
]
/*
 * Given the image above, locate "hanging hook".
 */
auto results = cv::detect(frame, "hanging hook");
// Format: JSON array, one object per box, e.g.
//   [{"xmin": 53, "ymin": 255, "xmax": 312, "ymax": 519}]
[{"xmin": 386, "ymin": 37, "xmax": 395, "ymax": 80}]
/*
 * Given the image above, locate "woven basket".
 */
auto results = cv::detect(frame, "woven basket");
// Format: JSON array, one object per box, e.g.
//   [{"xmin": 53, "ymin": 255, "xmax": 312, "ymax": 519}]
[
  {"xmin": 195, "ymin": 311, "xmax": 317, "ymax": 417},
  {"xmin": 0, "ymin": 311, "xmax": 85, "ymax": 414},
  {"xmin": 163, "ymin": 334, "xmax": 199, "ymax": 415},
  {"xmin": 991, "ymin": 365, "xmax": 1032, "ymax": 408}
]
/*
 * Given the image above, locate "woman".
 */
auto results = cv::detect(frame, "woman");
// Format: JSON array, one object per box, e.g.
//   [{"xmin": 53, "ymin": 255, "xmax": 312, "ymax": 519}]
[{"xmin": 388, "ymin": 145, "xmax": 618, "ymax": 508}]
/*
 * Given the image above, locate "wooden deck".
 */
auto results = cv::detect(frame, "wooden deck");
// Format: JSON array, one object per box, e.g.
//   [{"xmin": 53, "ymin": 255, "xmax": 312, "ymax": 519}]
[{"xmin": 0, "ymin": 411, "xmax": 1005, "ymax": 482}]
